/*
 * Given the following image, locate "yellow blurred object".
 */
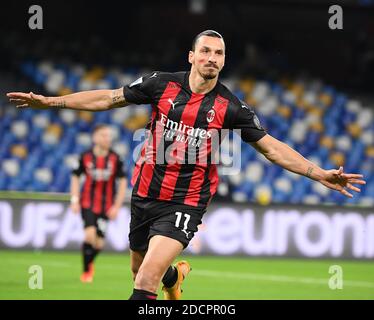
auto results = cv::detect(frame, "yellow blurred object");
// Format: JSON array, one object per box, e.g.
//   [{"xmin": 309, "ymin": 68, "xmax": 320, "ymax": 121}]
[
  {"xmin": 308, "ymin": 106, "xmax": 324, "ymax": 118},
  {"xmin": 245, "ymin": 94, "xmax": 257, "ymax": 107},
  {"xmin": 58, "ymin": 87, "xmax": 73, "ymax": 96},
  {"xmin": 295, "ymin": 98, "xmax": 307, "ymax": 110},
  {"xmin": 46, "ymin": 124, "xmax": 63, "ymax": 138},
  {"xmin": 256, "ymin": 189, "xmax": 272, "ymax": 206},
  {"xmin": 277, "ymin": 105, "xmax": 291, "ymax": 119},
  {"xmin": 79, "ymin": 111, "xmax": 93, "ymax": 122},
  {"xmin": 320, "ymin": 136, "xmax": 334, "ymax": 149},
  {"xmin": 330, "ymin": 152, "xmax": 345, "ymax": 167},
  {"xmin": 366, "ymin": 146, "xmax": 374, "ymax": 158},
  {"xmin": 10, "ymin": 145, "xmax": 28, "ymax": 159},
  {"xmin": 319, "ymin": 93, "xmax": 332, "ymax": 106},
  {"xmin": 347, "ymin": 123, "xmax": 362, "ymax": 138},
  {"xmin": 290, "ymin": 83, "xmax": 304, "ymax": 98},
  {"xmin": 310, "ymin": 121, "xmax": 324, "ymax": 133},
  {"xmin": 83, "ymin": 66, "xmax": 105, "ymax": 82},
  {"xmin": 239, "ymin": 79, "xmax": 255, "ymax": 94}
]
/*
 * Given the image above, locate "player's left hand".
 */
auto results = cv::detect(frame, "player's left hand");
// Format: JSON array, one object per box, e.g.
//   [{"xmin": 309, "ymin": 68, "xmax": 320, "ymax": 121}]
[
  {"xmin": 319, "ymin": 166, "xmax": 366, "ymax": 198},
  {"xmin": 7, "ymin": 92, "xmax": 50, "ymax": 109},
  {"xmin": 107, "ymin": 205, "xmax": 120, "ymax": 220}
]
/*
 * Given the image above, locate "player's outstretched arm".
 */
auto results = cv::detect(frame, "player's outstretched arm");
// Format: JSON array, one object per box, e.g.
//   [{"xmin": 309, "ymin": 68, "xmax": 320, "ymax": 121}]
[
  {"xmin": 251, "ymin": 134, "xmax": 366, "ymax": 198},
  {"xmin": 6, "ymin": 88, "xmax": 128, "ymax": 111}
]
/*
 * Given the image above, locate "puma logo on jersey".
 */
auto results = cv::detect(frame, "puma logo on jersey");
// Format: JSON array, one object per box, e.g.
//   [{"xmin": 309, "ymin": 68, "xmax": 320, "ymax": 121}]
[
  {"xmin": 168, "ymin": 98, "xmax": 178, "ymax": 110},
  {"xmin": 149, "ymin": 72, "xmax": 157, "ymax": 78}
]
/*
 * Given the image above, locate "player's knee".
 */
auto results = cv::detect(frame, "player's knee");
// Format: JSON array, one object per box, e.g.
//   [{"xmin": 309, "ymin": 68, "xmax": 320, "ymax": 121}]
[
  {"xmin": 84, "ymin": 233, "xmax": 96, "ymax": 245},
  {"xmin": 84, "ymin": 227, "xmax": 97, "ymax": 244},
  {"xmin": 135, "ymin": 266, "xmax": 162, "ymax": 292},
  {"xmin": 95, "ymin": 239, "xmax": 105, "ymax": 250}
]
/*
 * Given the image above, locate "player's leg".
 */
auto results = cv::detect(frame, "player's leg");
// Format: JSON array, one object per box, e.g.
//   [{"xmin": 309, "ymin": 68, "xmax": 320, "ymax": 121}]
[
  {"xmin": 128, "ymin": 197, "xmax": 194, "ymax": 299},
  {"xmin": 130, "ymin": 249, "xmax": 181, "ymax": 290},
  {"xmin": 130, "ymin": 249, "xmax": 146, "ymax": 281},
  {"xmin": 80, "ymin": 209, "xmax": 98, "ymax": 282},
  {"xmin": 81, "ymin": 226, "xmax": 97, "ymax": 282},
  {"xmin": 153, "ymin": 209, "xmax": 200, "ymax": 299},
  {"xmin": 129, "ymin": 235, "xmax": 183, "ymax": 300},
  {"xmin": 91, "ymin": 215, "xmax": 108, "ymax": 264}
]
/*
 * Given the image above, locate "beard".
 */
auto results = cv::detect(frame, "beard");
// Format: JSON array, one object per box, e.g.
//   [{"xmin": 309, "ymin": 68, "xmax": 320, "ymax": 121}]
[{"xmin": 199, "ymin": 69, "xmax": 218, "ymax": 80}]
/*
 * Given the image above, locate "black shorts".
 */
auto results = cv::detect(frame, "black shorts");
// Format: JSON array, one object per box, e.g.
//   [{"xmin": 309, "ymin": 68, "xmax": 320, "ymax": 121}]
[
  {"xmin": 81, "ymin": 208, "xmax": 109, "ymax": 238},
  {"xmin": 129, "ymin": 195, "xmax": 205, "ymax": 252}
]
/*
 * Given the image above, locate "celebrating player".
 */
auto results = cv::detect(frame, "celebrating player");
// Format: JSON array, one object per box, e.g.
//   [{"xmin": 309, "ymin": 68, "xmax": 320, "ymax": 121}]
[
  {"xmin": 7, "ymin": 30, "xmax": 366, "ymax": 300},
  {"xmin": 70, "ymin": 124, "xmax": 127, "ymax": 283}
]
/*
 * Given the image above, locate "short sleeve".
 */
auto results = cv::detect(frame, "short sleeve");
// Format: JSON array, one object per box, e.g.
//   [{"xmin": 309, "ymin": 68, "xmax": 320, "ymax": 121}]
[
  {"xmin": 115, "ymin": 157, "xmax": 126, "ymax": 178},
  {"xmin": 123, "ymin": 71, "xmax": 159, "ymax": 105},
  {"xmin": 231, "ymin": 101, "xmax": 267, "ymax": 143},
  {"xmin": 72, "ymin": 154, "xmax": 85, "ymax": 176}
]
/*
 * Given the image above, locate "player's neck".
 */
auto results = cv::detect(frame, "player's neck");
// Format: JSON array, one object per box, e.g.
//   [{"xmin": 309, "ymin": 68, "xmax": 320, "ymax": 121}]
[
  {"xmin": 188, "ymin": 69, "xmax": 218, "ymax": 95},
  {"xmin": 93, "ymin": 145, "xmax": 109, "ymax": 157}
]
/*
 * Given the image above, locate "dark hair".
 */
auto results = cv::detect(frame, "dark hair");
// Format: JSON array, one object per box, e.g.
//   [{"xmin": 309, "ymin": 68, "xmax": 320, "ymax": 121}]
[
  {"xmin": 191, "ymin": 30, "xmax": 224, "ymax": 51},
  {"xmin": 92, "ymin": 124, "xmax": 109, "ymax": 134}
]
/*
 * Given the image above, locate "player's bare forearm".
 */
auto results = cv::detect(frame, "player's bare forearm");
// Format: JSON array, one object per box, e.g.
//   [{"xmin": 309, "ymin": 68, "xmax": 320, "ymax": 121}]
[
  {"xmin": 251, "ymin": 134, "xmax": 327, "ymax": 181},
  {"xmin": 47, "ymin": 89, "xmax": 122, "ymax": 111},
  {"xmin": 251, "ymin": 134, "xmax": 366, "ymax": 198},
  {"xmin": 70, "ymin": 175, "xmax": 81, "ymax": 199},
  {"xmin": 7, "ymin": 88, "xmax": 128, "ymax": 111},
  {"xmin": 113, "ymin": 178, "xmax": 127, "ymax": 208}
]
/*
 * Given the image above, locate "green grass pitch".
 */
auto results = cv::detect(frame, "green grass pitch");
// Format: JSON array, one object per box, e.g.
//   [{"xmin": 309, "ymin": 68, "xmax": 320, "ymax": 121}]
[{"xmin": 0, "ymin": 250, "xmax": 373, "ymax": 300}]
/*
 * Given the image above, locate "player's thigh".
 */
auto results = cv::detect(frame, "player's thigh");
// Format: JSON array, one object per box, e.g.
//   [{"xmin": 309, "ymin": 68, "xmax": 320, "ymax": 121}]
[
  {"xmin": 149, "ymin": 208, "xmax": 203, "ymax": 250},
  {"xmin": 84, "ymin": 226, "xmax": 97, "ymax": 244},
  {"xmin": 138, "ymin": 235, "xmax": 184, "ymax": 278},
  {"xmin": 81, "ymin": 209, "xmax": 98, "ymax": 243}
]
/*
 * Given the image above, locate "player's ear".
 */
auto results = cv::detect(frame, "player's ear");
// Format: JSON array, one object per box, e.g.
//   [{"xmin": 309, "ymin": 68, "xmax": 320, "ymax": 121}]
[{"xmin": 188, "ymin": 51, "xmax": 194, "ymax": 64}]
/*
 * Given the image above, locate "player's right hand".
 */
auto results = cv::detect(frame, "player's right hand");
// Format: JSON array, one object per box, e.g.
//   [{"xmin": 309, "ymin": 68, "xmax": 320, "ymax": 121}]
[
  {"xmin": 6, "ymin": 92, "xmax": 49, "ymax": 109},
  {"xmin": 70, "ymin": 203, "xmax": 81, "ymax": 214}
]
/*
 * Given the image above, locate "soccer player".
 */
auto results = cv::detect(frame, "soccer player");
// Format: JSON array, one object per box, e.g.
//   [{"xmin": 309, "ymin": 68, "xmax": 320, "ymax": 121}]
[
  {"xmin": 70, "ymin": 124, "xmax": 127, "ymax": 283},
  {"xmin": 7, "ymin": 30, "xmax": 366, "ymax": 300}
]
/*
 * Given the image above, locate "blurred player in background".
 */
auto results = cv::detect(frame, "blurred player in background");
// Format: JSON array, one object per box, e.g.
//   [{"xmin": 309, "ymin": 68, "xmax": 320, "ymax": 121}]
[
  {"xmin": 70, "ymin": 124, "xmax": 127, "ymax": 283},
  {"xmin": 7, "ymin": 30, "xmax": 366, "ymax": 299}
]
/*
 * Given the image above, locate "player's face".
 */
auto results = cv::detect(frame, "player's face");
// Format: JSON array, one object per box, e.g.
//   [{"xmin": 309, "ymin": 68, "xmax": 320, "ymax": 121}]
[
  {"xmin": 93, "ymin": 127, "xmax": 112, "ymax": 150},
  {"xmin": 189, "ymin": 36, "xmax": 225, "ymax": 80}
]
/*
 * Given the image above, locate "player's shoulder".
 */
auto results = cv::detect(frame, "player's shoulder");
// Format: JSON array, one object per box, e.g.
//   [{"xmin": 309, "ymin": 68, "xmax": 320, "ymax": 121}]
[
  {"xmin": 81, "ymin": 149, "xmax": 93, "ymax": 158},
  {"xmin": 149, "ymin": 70, "xmax": 187, "ymax": 83},
  {"xmin": 216, "ymin": 81, "xmax": 244, "ymax": 108},
  {"xmin": 109, "ymin": 149, "xmax": 121, "ymax": 159}
]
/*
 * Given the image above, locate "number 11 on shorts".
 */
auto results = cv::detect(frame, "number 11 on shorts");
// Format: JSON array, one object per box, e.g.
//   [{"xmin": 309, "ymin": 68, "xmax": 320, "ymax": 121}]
[{"xmin": 175, "ymin": 211, "xmax": 191, "ymax": 234}]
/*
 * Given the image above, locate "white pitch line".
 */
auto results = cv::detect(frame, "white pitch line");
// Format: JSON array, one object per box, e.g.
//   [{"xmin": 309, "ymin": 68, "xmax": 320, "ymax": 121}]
[{"xmin": 192, "ymin": 270, "xmax": 374, "ymax": 289}]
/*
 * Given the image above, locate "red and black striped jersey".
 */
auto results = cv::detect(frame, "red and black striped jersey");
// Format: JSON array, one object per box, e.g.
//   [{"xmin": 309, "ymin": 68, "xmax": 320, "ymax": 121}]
[
  {"xmin": 72, "ymin": 149, "xmax": 126, "ymax": 214},
  {"xmin": 123, "ymin": 71, "xmax": 266, "ymax": 210}
]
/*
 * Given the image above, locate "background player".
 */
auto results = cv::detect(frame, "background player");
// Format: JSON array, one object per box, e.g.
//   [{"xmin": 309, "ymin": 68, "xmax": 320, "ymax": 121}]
[
  {"xmin": 70, "ymin": 124, "xmax": 127, "ymax": 283},
  {"xmin": 7, "ymin": 30, "xmax": 366, "ymax": 299}
]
